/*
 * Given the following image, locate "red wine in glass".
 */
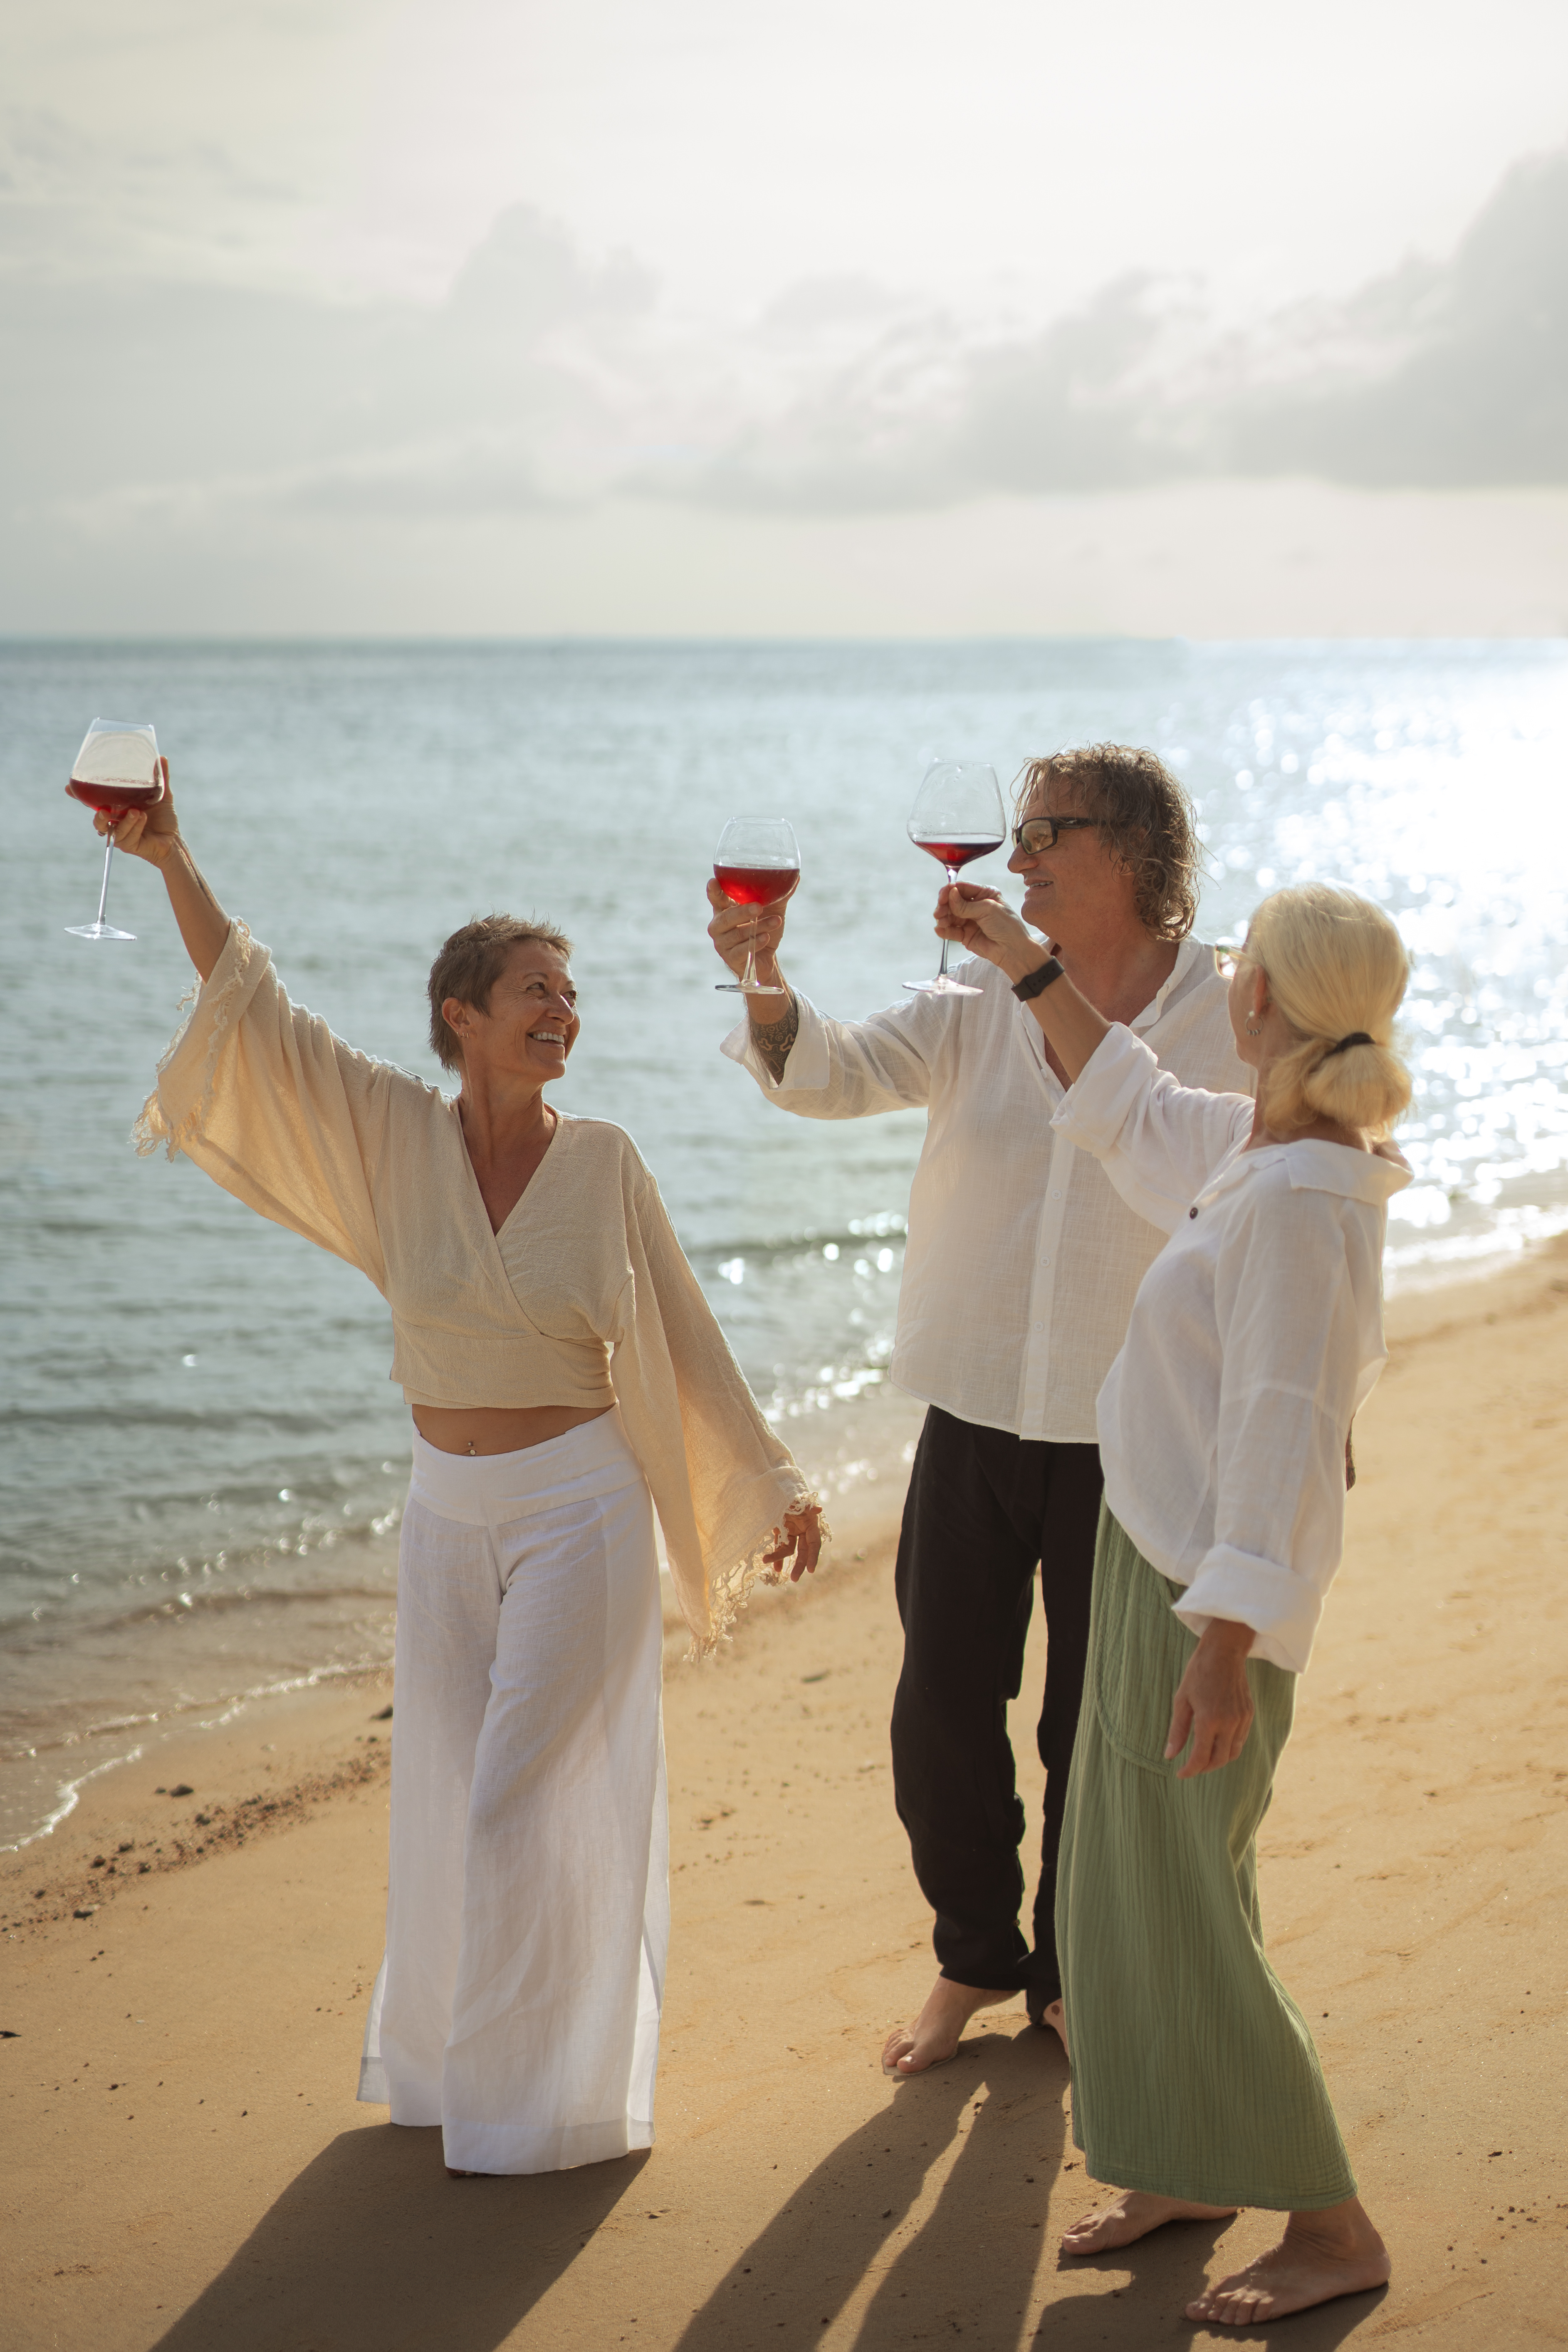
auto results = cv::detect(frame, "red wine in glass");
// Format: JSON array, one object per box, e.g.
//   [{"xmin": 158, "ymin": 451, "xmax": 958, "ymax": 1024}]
[
  {"xmin": 713, "ymin": 818, "xmax": 801, "ymax": 994},
  {"xmin": 912, "ymin": 836, "xmax": 1005, "ymax": 873},
  {"xmin": 904, "ymin": 762, "xmax": 1007, "ymax": 997},
  {"xmin": 65, "ymin": 718, "xmax": 160, "ymax": 940},
  {"xmin": 66, "ymin": 779, "xmax": 163, "ymax": 815},
  {"xmin": 713, "ymin": 862, "xmax": 801, "ymax": 908}
]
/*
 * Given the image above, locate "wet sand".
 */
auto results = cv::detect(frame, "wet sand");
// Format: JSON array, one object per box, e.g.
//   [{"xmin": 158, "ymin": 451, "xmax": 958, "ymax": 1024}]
[{"xmin": 3, "ymin": 1243, "xmax": 1566, "ymax": 2350}]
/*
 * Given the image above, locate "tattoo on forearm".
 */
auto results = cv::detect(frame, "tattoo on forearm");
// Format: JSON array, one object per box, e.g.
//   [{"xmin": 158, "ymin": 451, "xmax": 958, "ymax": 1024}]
[{"xmin": 750, "ymin": 991, "xmax": 799, "ymax": 1083}]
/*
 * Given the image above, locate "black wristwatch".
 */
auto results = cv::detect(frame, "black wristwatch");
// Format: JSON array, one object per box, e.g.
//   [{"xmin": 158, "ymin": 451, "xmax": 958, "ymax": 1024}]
[{"xmin": 1012, "ymin": 957, "xmax": 1064, "ymax": 1002}]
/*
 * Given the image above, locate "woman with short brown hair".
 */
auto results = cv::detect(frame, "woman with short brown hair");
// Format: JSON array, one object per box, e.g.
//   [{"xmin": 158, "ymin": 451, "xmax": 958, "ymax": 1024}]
[{"xmin": 85, "ymin": 771, "xmax": 824, "ymax": 2179}]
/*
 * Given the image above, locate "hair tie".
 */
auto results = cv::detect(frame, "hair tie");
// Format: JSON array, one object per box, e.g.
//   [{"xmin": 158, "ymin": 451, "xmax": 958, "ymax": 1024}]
[{"xmin": 1319, "ymin": 1031, "xmax": 1374, "ymax": 1060}]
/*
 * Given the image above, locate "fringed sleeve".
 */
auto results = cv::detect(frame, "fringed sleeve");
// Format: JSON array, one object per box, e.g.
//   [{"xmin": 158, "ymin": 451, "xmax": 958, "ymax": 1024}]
[
  {"xmin": 611, "ymin": 1164, "xmax": 826, "ymax": 1656},
  {"xmin": 132, "ymin": 921, "xmax": 391, "ymax": 1290}
]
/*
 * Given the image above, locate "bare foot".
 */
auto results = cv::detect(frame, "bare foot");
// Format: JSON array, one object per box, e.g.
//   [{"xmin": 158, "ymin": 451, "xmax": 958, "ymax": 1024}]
[
  {"xmin": 1062, "ymin": 2190, "xmax": 1237, "ymax": 2256},
  {"xmin": 882, "ymin": 1977, "xmax": 1019, "ymax": 2076},
  {"xmin": 1185, "ymin": 2199, "xmax": 1389, "ymax": 2326},
  {"xmin": 445, "ymin": 2166, "xmax": 479, "ymax": 2178},
  {"xmin": 1038, "ymin": 1997, "xmax": 1070, "ymax": 2061}
]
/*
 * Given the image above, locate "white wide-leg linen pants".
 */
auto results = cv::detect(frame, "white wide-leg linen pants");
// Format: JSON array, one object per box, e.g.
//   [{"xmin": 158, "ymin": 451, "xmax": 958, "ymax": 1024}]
[{"xmin": 358, "ymin": 1410, "xmax": 668, "ymax": 2174}]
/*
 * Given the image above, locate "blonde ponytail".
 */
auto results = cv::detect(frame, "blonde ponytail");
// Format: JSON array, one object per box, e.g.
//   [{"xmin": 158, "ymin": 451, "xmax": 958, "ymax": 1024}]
[{"xmin": 1242, "ymin": 885, "xmax": 1412, "ymax": 1140}]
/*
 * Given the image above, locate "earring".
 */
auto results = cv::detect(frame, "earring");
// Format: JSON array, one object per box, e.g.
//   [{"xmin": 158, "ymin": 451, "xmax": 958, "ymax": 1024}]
[{"xmin": 1244, "ymin": 1019, "xmax": 1262, "ymax": 1036}]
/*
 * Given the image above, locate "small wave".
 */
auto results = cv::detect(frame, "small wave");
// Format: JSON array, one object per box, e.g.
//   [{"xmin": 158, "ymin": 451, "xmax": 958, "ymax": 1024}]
[
  {"xmin": 0, "ymin": 1571, "xmax": 398, "ymax": 1651},
  {"xmin": 687, "ymin": 1212, "xmax": 907, "ymax": 1273},
  {"xmin": 2, "ymin": 1745, "xmax": 146, "ymax": 1851},
  {"xmin": 2, "ymin": 1656, "xmax": 391, "ymax": 1776},
  {"xmin": 0, "ymin": 1403, "xmax": 356, "ymax": 1435}
]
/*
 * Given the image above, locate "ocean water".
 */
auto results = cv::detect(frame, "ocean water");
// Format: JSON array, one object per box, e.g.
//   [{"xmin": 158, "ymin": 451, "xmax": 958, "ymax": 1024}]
[{"xmin": 4, "ymin": 636, "xmax": 1566, "ymax": 1846}]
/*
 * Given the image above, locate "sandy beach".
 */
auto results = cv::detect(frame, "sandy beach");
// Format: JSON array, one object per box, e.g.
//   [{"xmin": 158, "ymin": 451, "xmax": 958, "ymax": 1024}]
[{"xmin": 3, "ymin": 1241, "xmax": 1566, "ymax": 2351}]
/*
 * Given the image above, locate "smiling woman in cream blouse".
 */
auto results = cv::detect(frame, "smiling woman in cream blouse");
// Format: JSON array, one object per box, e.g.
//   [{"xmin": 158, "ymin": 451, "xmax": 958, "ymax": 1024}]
[
  {"xmin": 87, "ymin": 770, "xmax": 823, "ymax": 2181},
  {"xmin": 938, "ymin": 873, "xmax": 1409, "ymax": 2331}
]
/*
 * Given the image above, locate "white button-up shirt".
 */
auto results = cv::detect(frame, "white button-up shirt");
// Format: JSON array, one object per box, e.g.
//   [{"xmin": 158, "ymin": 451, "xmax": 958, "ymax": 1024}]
[
  {"xmin": 1054, "ymin": 1024, "xmax": 1411, "ymax": 1674},
  {"xmin": 722, "ymin": 942, "xmax": 1250, "ymax": 1444}
]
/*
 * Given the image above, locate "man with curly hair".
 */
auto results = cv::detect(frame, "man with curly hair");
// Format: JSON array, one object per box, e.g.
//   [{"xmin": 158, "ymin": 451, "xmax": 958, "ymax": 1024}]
[{"xmin": 707, "ymin": 745, "xmax": 1250, "ymax": 2075}]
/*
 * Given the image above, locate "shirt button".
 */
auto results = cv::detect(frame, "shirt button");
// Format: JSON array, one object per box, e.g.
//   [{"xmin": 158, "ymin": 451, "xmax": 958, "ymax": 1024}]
[{"xmin": 1189, "ymin": 1207, "xmax": 1199, "ymax": 1219}]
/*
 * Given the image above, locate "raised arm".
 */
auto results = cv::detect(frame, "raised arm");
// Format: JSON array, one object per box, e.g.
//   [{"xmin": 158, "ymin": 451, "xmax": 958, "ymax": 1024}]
[
  {"xmin": 707, "ymin": 875, "xmax": 797, "ymax": 1081},
  {"xmin": 940, "ymin": 879, "xmax": 1250, "ymax": 1223},
  {"xmin": 708, "ymin": 870, "xmax": 952, "ymax": 1113},
  {"xmin": 77, "ymin": 765, "xmax": 229, "ymax": 981},
  {"xmin": 77, "ymin": 771, "xmax": 396, "ymax": 1286},
  {"xmin": 935, "ymin": 878, "xmax": 1110, "ymax": 1076}
]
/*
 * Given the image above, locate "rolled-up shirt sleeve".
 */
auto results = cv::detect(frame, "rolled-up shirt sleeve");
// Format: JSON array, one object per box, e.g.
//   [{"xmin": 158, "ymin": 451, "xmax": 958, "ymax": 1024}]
[
  {"xmin": 1172, "ymin": 1181, "xmax": 1369, "ymax": 1674},
  {"xmin": 720, "ymin": 991, "xmax": 937, "ymax": 1118},
  {"xmin": 1053, "ymin": 1024, "xmax": 1253, "ymax": 1234}
]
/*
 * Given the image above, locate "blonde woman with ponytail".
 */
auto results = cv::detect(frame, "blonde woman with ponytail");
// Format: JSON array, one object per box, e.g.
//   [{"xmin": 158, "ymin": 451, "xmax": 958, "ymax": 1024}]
[{"xmin": 937, "ymin": 877, "xmax": 1410, "ymax": 2329}]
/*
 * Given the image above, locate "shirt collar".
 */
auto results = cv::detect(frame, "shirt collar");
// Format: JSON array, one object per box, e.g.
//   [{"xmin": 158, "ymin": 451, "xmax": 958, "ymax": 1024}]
[
  {"xmin": 1280, "ymin": 1140, "xmax": 1413, "ymax": 1204},
  {"xmin": 1201, "ymin": 1138, "xmax": 1413, "ymax": 1209},
  {"xmin": 1129, "ymin": 936, "xmax": 1200, "ymax": 1033}
]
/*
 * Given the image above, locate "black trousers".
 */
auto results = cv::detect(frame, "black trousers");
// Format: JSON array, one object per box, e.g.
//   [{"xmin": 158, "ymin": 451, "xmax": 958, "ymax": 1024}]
[{"xmin": 890, "ymin": 1405, "xmax": 1104, "ymax": 2009}]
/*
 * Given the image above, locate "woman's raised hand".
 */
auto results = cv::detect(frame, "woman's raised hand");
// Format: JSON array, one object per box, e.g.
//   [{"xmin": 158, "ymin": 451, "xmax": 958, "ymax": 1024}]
[
  {"xmin": 706, "ymin": 877, "xmax": 791, "ymax": 993},
  {"xmin": 764, "ymin": 1500, "xmax": 825, "ymax": 1583},
  {"xmin": 74, "ymin": 758, "xmax": 181, "ymax": 867},
  {"xmin": 72, "ymin": 759, "xmax": 229, "ymax": 983},
  {"xmin": 935, "ymin": 880, "xmax": 1040, "ymax": 974}
]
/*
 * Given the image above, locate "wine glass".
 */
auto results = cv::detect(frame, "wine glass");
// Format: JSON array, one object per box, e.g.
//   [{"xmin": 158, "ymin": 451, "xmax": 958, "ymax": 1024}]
[
  {"xmin": 64, "ymin": 719, "xmax": 161, "ymax": 941},
  {"xmin": 903, "ymin": 759, "xmax": 1006, "ymax": 996},
  {"xmin": 713, "ymin": 816, "xmax": 801, "ymax": 994}
]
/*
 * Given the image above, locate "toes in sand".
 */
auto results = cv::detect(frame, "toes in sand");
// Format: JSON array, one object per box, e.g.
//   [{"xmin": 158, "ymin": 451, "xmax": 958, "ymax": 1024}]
[
  {"xmin": 1185, "ymin": 2210, "xmax": 1390, "ymax": 2327},
  {"xmin": 1061, "ymin": 2191, "xmax": 1237, "ymax": 2256},
  {"xmin": 881, "ymin": 1978, "xmax": 1018, "ymax": 2077}
]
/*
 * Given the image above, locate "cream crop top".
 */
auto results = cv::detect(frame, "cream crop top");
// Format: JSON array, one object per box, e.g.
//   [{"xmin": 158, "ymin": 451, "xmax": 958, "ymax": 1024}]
[{"xmin": 134, "ymin": 922, "xmax": 817, "ymax": 1650}]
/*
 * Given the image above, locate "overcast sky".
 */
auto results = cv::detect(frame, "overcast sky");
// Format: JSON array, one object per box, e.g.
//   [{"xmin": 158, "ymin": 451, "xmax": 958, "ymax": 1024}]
[{"xmin": 4, "ymin": 0, "xmax": 1567, "ymax": 634}]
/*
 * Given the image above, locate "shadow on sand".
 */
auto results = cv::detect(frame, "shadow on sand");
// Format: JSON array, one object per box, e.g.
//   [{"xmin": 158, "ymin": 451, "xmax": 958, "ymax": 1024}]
[
  {"xmin": 151, "ymin": 2127, "xmax": 649, "ymax": 2352},
  {"xmin": 674, "ymin": 2021, "xmax": 1387, "ymax": 2352}
]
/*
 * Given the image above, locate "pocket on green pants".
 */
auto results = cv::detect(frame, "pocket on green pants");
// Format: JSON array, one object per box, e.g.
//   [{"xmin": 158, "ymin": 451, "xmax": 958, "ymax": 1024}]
[{"xmin": 1091, "ymin": 1527, "xmax": 1194, "ymax": 1773}]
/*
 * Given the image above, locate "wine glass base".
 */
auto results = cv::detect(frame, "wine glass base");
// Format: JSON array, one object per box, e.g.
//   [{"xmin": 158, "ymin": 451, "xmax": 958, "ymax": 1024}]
[
  {"xmin": 903, "ymin": 976, "xmax": 982, "ymax": 996},
  {"xmin": 66, "ymin": 921, "xmax": 136, "ymax": 940}
]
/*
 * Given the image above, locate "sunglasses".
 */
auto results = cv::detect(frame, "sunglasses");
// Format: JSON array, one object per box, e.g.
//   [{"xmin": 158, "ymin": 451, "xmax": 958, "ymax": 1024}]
[{"xmin": 1012, "ymin": 815, "xmax": 1100, "ymax": 854}]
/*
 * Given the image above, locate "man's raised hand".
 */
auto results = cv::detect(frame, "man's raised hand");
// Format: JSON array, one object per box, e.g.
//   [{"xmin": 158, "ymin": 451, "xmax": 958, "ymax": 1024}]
[
  {"xmin": 706, "ymin": 875, "xmax": 791, "ymax": 994},
  {"xmin": 935, "ymin": 880, "xmax": 1039, "ymax": 972}
]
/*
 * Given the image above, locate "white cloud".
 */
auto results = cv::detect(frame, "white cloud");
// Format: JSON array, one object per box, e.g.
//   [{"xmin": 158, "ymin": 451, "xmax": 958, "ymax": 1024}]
[
  {"xmin": 3, "ymin": 0, "xmax": 1568, "ymax": 634},
  {"xmin": 7, "ymin": 148, "xmax": 1568, "ymax": 580}
]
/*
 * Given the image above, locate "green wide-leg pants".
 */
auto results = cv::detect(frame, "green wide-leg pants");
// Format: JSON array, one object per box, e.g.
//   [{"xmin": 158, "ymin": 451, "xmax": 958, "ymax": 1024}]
[{"xmin": 1055, "ymin": 1506, "xmax": 1356, "ymax": 2212}]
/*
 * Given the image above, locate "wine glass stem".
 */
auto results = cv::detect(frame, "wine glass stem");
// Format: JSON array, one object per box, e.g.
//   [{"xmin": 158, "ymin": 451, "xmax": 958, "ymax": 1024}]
[
  {"xmin": 936, "ymin": 865, "xmax": 957, "ymax": 981},
  {"xmin": 94, "ymin": 833, "xmax": 115, "ymax": 929}
]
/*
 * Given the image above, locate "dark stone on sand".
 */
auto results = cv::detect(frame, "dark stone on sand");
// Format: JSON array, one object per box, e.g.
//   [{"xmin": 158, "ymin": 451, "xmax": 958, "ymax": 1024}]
[
  {"xmin": 371, "ymin": 1705, "xmax": 393, "ymax": 1720},
  {"xmin": 168, "ymin": 1784, "xmax": 194, "ymax": 1798},
  {"xmin": 91, "ymin": 1856, "xmax": 106, "ymax": 1869},
  {"xmin": 73, "ymin": 1907, "xmax": 98, "ymax": 1920}
]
